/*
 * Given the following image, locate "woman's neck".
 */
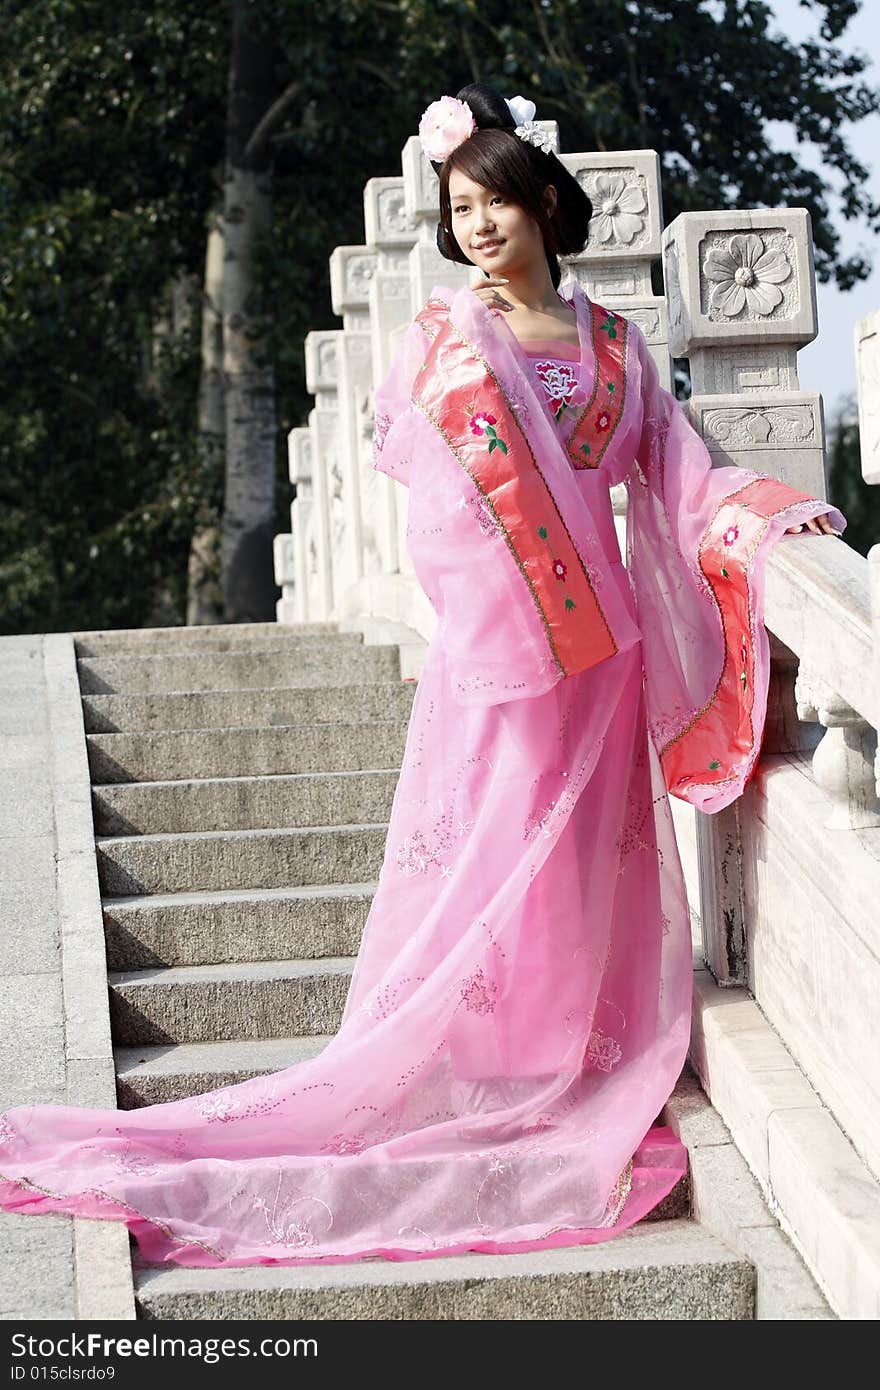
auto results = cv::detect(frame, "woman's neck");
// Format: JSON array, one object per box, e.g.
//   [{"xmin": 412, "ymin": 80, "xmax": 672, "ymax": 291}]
[
  {"xmin": 501, "ymin": 289, "xmax": 578, "ymax": 345},
  {"xmin": 493, "ymin": 265, "xmax": 562, "ymax": 316}
]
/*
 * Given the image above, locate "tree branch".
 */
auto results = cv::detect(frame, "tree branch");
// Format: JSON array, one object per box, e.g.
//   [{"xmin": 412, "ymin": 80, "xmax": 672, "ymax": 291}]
[
  {"xmin": 245, "ymin": 80, "xmax": 302, "ymax": 162},
  {"xmin": 352, "ymin": 57, "xmax": 399, "ymax": 91}
]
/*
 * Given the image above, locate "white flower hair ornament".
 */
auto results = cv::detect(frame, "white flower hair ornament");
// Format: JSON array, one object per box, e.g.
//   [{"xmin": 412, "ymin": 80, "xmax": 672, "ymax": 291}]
[
  {"xmin": 504, "ymin": 94, "xmax": 554, "ymax": 154},
  {"xmin": 417, "ymin": 92, "xmax": 552, "ymax": 164}
]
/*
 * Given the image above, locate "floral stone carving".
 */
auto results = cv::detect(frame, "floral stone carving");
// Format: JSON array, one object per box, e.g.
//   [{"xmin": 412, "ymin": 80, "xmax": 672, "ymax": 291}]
[
  {"xmin": 592, "ymin": 174, "xmax": 647, "ymax": 246},
  {"xmin": 703, "ymin": 233, "xmax": 791, "ymax": 318}
]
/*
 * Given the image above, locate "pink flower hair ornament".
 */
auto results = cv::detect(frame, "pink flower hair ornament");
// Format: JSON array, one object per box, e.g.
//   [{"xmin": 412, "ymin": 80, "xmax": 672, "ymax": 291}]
[{"xmin": 418, "ymin": 93, "xmax": 552, "ymax": 164}]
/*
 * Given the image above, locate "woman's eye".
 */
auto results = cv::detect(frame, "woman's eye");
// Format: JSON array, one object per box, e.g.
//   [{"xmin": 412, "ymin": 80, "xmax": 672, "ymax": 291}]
[{"xmin": 453, "ymin": 197, "xmax": 503, "ymax": 213}]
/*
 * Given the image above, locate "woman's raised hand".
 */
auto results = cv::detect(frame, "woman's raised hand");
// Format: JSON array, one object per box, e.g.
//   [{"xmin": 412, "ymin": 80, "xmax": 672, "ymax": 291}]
[
  {"xmin": 784, "ymin": 513, "xmax": 842, "ymax": 536},
  {"xmin": 471, "ymin": 275, "xmax": 513, "ymax": 313}
]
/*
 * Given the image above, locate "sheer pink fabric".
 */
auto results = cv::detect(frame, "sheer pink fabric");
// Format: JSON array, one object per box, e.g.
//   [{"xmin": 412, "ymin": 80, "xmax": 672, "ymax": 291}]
[{"xmin": 0, "ymin": 280, "xmax": 845, "ymax": 1267}]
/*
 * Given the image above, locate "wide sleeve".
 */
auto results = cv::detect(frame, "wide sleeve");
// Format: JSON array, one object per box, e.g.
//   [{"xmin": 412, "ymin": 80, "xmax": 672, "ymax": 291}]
[
  {"xmin": 623, "ymin": 324, "xmax": 847, "ymax": 814},
  {"xmin": 371, "ymin": 317, "xmax": 431, "ymax": 489}
]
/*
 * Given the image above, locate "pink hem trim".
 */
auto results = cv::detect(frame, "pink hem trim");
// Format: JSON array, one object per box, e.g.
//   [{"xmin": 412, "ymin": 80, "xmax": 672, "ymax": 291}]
[{"xmin": 0, "ymin": 1127, "xmax": 687, "ymax": 1270}]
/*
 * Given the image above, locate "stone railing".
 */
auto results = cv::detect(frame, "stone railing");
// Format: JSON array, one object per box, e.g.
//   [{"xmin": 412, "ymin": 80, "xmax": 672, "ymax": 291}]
[{"xmin": 273, "ymin": 131, "xmax": 880, "ymax": 1283}]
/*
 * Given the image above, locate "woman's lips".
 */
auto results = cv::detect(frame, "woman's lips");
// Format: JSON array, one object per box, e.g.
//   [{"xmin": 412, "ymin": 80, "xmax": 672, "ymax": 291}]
[{"xmin": 477, "ymin": 241, "xmax": 505, "ymax": 255}]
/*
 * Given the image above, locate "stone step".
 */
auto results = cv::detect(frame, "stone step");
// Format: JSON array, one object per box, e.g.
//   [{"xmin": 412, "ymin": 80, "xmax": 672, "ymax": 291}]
[
  {"xmin": 77, "ymin": 646, "xmax": 402, "ymax": 695},
  {"xmin": 97, "ymin": 825, "xmax": 389, "ymax": 896},
  {"xmin": 115, "ymin": 1035, "xmax": 332, "ymax": 1106},
  {"xmin": 108, "ymin": 957, "xmax": 354, "ymax": 1043},
  {"xmin": 133, "ymin": 1220, "xmax": 753, "ymax": 1319},
  {"xmin": 103, "ymin": 881, "xmax": 375, "ymax": 970},
  {"xmin": 81, "ymin": 681, "xmax": 416, "ymax": 734},
  {"xmin": 72, "ymin": 621, "xmax": 344, "ymax": 658},
  {"xmin": 86, "ymin": 720, "xmax": 408, "ymax": 783},
  {"xmin": 78, "ymin": 634, "xmax": 367, "ymax": 661},
  {"xmin": 93, "ymin": 770, "xmax": 401, "ymax": 836}
]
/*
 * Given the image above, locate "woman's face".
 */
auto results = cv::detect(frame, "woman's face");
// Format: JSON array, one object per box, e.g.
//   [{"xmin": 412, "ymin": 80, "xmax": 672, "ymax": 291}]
[{"xmin": 447, "ymin": 171, "xmax": 554, "ymax": 276}]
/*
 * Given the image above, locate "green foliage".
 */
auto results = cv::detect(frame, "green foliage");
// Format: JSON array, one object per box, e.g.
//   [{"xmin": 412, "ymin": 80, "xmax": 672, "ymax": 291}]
[
  {"xmin": 0, "ymin": 0, "xmax": 225, "ymax": 634},
  {"xmin": 1, "ymin": 0, "xmax": 877, "ymax": 632}
]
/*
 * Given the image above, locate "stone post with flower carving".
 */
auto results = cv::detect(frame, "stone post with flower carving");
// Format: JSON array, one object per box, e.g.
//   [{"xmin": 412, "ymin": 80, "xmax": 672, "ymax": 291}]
[
  {"xmin": 273, "ymin": 426, "xmax": 315, "ymax": 623},
  {"xmin": 303, "ymin": 339, "xmax": 342, "ymax": 621},
  {"xmin": 660, "ymin": 207, "xmax": 835, "ymax": 985},
  {"xmin": 288, "ymin": 425, "xmax": 317, "ymax": 622},
  {"xmin": 558, "ymin": 150, "xmax": 671, "ymax": 392},
  {"xmin": 327, "ymin": 245, "xmax": 378, "ymax": 619},
  {"xmin": 363, "ymin": 177, "xmax": 418, "ymax": 581}
]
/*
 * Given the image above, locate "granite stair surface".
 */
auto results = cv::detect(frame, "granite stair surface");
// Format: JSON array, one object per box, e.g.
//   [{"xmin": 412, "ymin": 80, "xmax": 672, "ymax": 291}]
[{"xmin": 74, "ymin": 619, "xmax": 757, "ymax": 1320}]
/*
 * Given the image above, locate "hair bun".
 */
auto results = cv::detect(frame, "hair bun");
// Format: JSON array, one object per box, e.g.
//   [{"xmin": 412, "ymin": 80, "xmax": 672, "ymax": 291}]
[{"xmin": 431, "ymin": 82, "xmax": 593, "ymax": 291}]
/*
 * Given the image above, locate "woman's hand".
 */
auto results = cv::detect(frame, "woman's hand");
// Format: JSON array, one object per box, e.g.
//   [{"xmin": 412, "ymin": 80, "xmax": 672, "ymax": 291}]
[
  {"xmin": 471, "ymin": 275, "xmax": 513, "ymax": 313},
  {"xmin": 784, "ymin": 512, "xmax": 841, "ymax": 536}
]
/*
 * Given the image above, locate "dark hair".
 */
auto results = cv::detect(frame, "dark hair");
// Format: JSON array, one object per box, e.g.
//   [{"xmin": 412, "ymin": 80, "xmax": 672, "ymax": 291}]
[{"xmin": 431, "ymin": 82, "xmax": 593, "ymax": 289}]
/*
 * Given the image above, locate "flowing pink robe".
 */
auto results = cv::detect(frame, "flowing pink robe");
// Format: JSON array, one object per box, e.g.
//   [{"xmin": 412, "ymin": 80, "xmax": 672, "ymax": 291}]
[{"xmin": 0, "ymin": 280, "xmax": 846, "ymax": 1268}]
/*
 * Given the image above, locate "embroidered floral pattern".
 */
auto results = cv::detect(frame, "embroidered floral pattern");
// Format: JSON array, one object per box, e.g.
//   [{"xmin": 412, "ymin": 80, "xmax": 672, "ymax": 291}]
[
  {"xmin": 108, "ymin": 1138, "xmax": 160, "ymax": 1179},
  {"xmin": 468, "ymin": 410, "xmax": 509, "ymax": 455},
  {"xmin": 523, "ymin": 797, "xmax": 558, "ymax": 841},
  {"xmin": 321, "ymin": 1132, "xmax": 368, "ymax": 1156},
  {"xmin": 459, "ymin": 966, "xmax": 498, "ymax": 1016},
  {"xmin": 412, "ymin": 302, "xmax": 620, "ymax": 677},
  {"xmin": 585, "ymin": 1028, "xmax": 623, "ymax": 1072},
  {"xmin": 469, "ymin": 410, "xmax": 497, "ymax": 436},
  {"xmin": 469, "ymin": 492, "xmax": 502, "ymax": 540},
  {"xmin": 373, "ymin": 409, "xmax": 393, "ymax": 455},
  {"xmin": 532, "ymin": 358, "xmax": 578, "ymax": 416},
  {"xmin": 536, "ymin": 525, "xmax": 577, "ymax": 610},
  {"xmin": 196, "ymin": 1091, "xmax": 239, "ymax": 1124},
  {"xmin": 567, "ymin": 302, "xmax": 628, "ymax": 472},
  {"xmin": 252, "ymin": 1178, "xmax": 333, "ymax": 1248}
]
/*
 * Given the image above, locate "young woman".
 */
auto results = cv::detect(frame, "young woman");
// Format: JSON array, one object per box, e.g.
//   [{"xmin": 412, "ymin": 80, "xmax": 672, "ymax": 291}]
[{"xmin": 0, "ymin": 84, "xmax": 845, "ymax": 1268}]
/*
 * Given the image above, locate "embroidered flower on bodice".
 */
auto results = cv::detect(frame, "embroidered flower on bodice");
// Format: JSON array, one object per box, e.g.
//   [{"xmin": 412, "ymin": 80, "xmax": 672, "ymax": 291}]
[{"xmin": 532, "ymin": 358, "xmax": 578, "ymax": 415}]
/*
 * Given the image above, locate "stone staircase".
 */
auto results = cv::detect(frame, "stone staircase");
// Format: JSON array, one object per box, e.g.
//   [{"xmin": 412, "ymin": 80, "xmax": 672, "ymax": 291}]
[{"xmin": 74, "ymin": 620, "xmax": 757, "ymax": 1319}]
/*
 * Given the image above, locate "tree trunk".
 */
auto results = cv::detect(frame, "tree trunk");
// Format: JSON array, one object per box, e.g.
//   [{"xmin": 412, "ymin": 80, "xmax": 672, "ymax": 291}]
[
  {"xmin": 220, "ymin": 0, "xmax": 277, "ymax": 623},
  {"xmin": 187, "ymin": 203, "xmax": 226, "ymax": 625}
]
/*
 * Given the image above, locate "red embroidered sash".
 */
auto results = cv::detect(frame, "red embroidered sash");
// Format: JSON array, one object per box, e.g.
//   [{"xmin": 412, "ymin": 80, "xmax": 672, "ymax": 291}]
[
  {"xmin": 410, "ymin": 300, "xmax": 619, "ymax": 680},
  {"xmin": 566, "ymin": 302, "xmax": 628, "ymax": 471},
  {"xmin": 659, "ymin": 476, "xmax": 816, "ymax": 800}
]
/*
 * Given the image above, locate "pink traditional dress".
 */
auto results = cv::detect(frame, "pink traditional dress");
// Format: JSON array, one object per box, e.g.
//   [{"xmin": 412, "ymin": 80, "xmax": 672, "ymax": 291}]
[{"xmin": 0, "ymin": 280, "xmax": 846, "ymax": 1267}]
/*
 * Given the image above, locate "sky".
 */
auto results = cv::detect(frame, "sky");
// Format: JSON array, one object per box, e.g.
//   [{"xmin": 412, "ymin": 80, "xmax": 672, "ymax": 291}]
[{"xmin": 763, "ymin": 0, "xmax": 879, "ymax": 419}]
